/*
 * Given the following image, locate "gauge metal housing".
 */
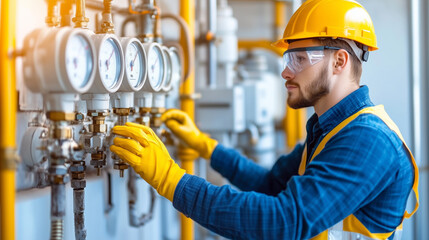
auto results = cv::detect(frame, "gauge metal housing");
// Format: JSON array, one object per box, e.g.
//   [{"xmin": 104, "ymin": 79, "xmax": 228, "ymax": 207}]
[
  {"xmin": 119, "ymin": 37, "xmax": 147, "ymax": 92},
  {"xmin": 141, "ymin": 42, "xmax": 166, "ymax": 93},
  {"xmin": 22, "ymin": 27, "xmax": 96, "ymax": 94},
  {"xmin": 88, "ymin": 33, "xmax": 125, "ymax": 94}
]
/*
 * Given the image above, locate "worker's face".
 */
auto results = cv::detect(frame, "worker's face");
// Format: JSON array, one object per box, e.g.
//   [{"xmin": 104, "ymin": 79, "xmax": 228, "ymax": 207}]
[{"xmin": 281, "ymin": 39, "xmax": 332, "ymax": 109}]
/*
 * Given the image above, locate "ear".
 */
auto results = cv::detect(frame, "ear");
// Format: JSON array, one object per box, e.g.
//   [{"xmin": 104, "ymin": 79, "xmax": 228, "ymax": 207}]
[{"xmin": 332, "ymin": 49, "xmax": 349, "ymax": 75}]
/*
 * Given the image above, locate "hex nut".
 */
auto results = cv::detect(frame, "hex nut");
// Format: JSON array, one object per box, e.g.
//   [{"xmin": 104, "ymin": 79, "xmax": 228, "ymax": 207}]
[
  {"xmin": 47, "ymin": 112, "xmax": 76, "ymax": 121},
  {"xmin": 71, "ymin": 180, "xmax": 86, "ymax": 189},
  {"xmin": 114, "ymin": 164, "xmax": 129, "ymax": 170}
]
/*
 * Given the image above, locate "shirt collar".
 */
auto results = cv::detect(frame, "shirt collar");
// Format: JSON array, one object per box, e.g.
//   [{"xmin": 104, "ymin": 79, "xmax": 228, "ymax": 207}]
[{"xmin": 308, "ymin": 85, "xmax": 374, "ymax": 134}]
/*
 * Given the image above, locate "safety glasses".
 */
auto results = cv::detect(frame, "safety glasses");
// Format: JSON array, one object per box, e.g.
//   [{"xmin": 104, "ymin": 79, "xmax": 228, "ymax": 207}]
[{"xmin": 283, "ymin": 46, "xmax": 343, "ymax": 74}]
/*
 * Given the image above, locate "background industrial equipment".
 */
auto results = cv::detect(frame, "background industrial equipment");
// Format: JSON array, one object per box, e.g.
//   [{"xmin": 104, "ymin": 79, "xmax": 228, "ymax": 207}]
[{"xmin": 0, "ymin": 0, "xmax": 427, "ymax": 239}]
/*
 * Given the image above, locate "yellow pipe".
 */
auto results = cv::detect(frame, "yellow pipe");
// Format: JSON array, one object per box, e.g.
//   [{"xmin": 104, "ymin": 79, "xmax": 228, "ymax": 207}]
[
  {"xmin": 274, "ymin": 1, "xmax": 286, "ymax": 39},
  {"xmin": 179, "ymin": 0, "xmax": 195, "ymax": 240},
  {"xmin": 0, "ymin": 0, "xmax": 17, "ymax": 239},
  {"xmin": 238, "ymin": 40, "xmax": 284, "ymax": 57}
]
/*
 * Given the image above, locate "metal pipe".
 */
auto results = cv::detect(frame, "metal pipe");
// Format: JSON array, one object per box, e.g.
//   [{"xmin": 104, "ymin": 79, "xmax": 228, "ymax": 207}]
[
  {"xmin": 71, "ymin": 160, "xmax": 87, "ymax": 240},
  {"xmin": 410, "ymin": 0, "xmax": 424, "ymax": 239},
  {"xmin": 0, "ymin": 0, "xmax": 17, "ymax": 238},
  {"xmin": 50, "ymin": 180, "xmax": 66, "ymax": 240},
  {"xmin": 273, "ymin": 1, "xmax": 286, "ymax": 39},
  {"xmin": 46, "ymin": 0, "xmax": 60, "ymax": 27},
  {"xmin": 160, "ymin": 13, "xmax": 193, "ymax": 82},
  {"xmin": 127, "ymin": 169, "xmax": 156, "ymax": 227},
  {"xmin": 60, "ymin": 0, "xmax": 73, "ymax": 27},
  {"xmin": 238, "ymin": 40, "xmax": 284, "ymax": 56},
  {"xmin": 179, "ymin": 0, "xmax": 196, "ymax": 239},
  {"xmin": 207, "ymin": 0, "xmax": 217, "ymax": 88},
  {"xmin": 73, "ymin": 0, "xmax": 90, "ymax": 29}
]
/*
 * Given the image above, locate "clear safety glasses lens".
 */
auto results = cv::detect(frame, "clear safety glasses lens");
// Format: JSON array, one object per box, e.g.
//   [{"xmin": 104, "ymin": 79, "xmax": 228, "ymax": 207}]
[{"xmin": 282, "ymin": 46, "xmax": 343, "ymax": 74}]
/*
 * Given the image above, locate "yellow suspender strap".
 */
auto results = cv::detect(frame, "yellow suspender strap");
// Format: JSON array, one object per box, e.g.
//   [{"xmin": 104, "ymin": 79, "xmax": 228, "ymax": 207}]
[{"xmin": 299, "ymin": 105, "xmax": 419, "ymax": 218}]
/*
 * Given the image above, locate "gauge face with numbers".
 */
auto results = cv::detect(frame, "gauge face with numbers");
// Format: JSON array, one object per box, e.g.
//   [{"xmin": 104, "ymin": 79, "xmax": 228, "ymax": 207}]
[
  {"xmin": 147, "ymin": 45, "xmax": 165, "ymax": 91},
  {"xmin": 125, "ymin": 41, "xmax": 145, "ymax": 88},
  {"xmin": 65, "ymin": 34, "xmax": 93, "ymax": 89},
  {"xmin": 98, "ymin": 38, "xmax": 122, "ymax": 89}
]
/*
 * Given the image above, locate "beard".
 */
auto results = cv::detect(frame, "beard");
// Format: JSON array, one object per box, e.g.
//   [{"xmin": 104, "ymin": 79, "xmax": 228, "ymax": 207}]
[{"xmin": 287, "ymin": 64, "xmax": 330, "ymax": 109}]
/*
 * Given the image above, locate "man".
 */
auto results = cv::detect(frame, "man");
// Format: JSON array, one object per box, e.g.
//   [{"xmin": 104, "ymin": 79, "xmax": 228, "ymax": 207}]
[{"xmin": 110, "ymin": 0, "xmax": 419, "ymax": 239}]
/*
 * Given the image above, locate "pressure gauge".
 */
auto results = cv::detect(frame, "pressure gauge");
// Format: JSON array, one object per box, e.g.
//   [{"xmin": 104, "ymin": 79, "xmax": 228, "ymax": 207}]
[
  {"xmin": 88, "ymin": 34, "xmax": 124, "ymax": 93},
  {"xmin": 161, "ymin": 46, "xmax": 173, "ymax": 92},
  {"xmin": 169, "ymin": 46, "xmax": 183, "ymax": 87},
  {"xmin": 119, "ymin": 37, "xmax": 147, "ymax": 92},
  {"xmin": 22, "ymin": 27, "xmax": 96, "ymax": 94},
  {"xmin": 142, "ymin": 42, "xmax": 166, "ymax": 92},
  {"xmin": 66, "ymin": 34, "xmax": 94, "ymax": 90}
]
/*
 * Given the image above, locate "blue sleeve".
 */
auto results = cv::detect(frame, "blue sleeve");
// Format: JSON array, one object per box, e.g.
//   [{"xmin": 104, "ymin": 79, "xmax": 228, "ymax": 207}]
[
  {"xmin": 210, "ymin": 144, "xmax": 304, "ymax": 195},
  {"xmin": 173, "ymin": 125, "xmax": 404, "ymax": 239}
]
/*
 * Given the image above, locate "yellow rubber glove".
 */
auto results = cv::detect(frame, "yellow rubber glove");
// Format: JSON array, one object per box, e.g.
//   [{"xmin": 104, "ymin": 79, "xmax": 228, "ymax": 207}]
[
  {"xmin": 110, "ymin": 122, "xmax": 185, "ymax": 202},
  {"xmin": 161, "ymin": 109, "xmax": 218, "ymax": 160}
]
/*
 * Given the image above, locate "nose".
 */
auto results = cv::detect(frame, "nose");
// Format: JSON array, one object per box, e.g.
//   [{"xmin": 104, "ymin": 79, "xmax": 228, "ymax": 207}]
[{"xmin": 281, "ymin": 66, "xmax": 295, "ymax": 81}]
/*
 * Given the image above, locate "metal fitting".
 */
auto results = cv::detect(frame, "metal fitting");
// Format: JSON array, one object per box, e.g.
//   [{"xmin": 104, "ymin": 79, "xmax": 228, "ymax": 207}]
[
  {"xmin": 71, "ymin": 179, "xmax": 86, "ymax": 189},
  {"xmin": 50, "ymin": 175, "xmax": 69, "ymax": 184},
  {"xmin": 47, "ymin": 112, "xmax": 76, "ymax": 121},
  {"xmin": 88, "ymin": 110, "xmax": 109, "ymax": 117},
  {"xmin": 113, "ymin": 108, "xmax": 132, "ymax": 116},
  {"xmin": 89, "ymin": 124, "xmax": 107, "ymax": 133},
  {"xmin": 75, "ymin": 112, "xmax": 85, "ymax": 121},
  {"xmin": 139, "ymin": 107, "xmax": 152, "ymax": 114},
  {"xmin": 69, "ymin": 165, "xmax": 86, "ymax": 173},
  {"xmin": 114, "ymin": 163, "xmax": 128, "ymax": 178},
  {"xmin": 51, "ymin": 127, "xmax": 72, "ymax": 140},
  {"xmin": 71, "ymin": 172, "xmax": 86, "ymax": 180},
  {"xmin": 0, "ymin": 147, "xmax": 20, "ymax": 170}
]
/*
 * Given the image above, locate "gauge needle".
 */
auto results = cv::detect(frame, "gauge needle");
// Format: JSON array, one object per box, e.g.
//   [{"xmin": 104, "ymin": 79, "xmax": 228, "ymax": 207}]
[
  {"xmin": 131, "ymin": 52, "xmax": 138, "ymax": 72},
  {"xmin": 151, "ymin": 56, "xmax": 158, "ymax": 73},
  {"xmin": 106, "ymin": 49, "xmax": 114, "ymax": 70}
]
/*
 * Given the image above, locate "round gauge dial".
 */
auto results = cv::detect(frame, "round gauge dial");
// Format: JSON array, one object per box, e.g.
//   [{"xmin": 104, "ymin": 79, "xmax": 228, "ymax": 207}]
[
  {"xmin": 170, "ymin": 47, "xmax": 182, "ymax": 86},
  {"xmin": 147, "ymin": 45, "xmax": 165, "ymax": 90},
  {"xmin": 162, "ymin": 48, "xmax": 173, "ymax": 90},
  {"xmin": 65, "ymin": 34, "xmax": 93, "ymax": 89},
  {"xmin": 125, "ymin": 41, "xmax": 144, "ymax": 88},
  {"xmin": 99, "ymin": 38, "xmax": 122, "ymax": 89}
]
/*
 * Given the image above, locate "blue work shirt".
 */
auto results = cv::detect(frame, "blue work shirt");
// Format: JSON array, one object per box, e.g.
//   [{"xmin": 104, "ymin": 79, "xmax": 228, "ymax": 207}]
[{"xmin": 173, "ymin": 86, "xmax": 414, "ymax": 240}]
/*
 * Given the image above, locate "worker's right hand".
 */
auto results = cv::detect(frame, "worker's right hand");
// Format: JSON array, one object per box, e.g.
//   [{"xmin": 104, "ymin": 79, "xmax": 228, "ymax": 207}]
[{"xmin": 161, "ymin": 109, "xmax": 218, "ymax": 160}]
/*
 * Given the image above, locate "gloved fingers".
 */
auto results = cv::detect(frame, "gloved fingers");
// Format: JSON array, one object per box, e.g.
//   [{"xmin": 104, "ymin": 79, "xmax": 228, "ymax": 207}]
[
  {"xmin": 113, "ymin": 137, "xmax": 144, "ymax": 156},
  {"xmin": 112, "ymin": 125, "xmax": 150, "ymax": 147},
  {"xmin": 125, "ymin": 122, "xmax": 158, "ymax": 139},
  {"xmin": 161, "ymin": 109, "xmax": 188, "ymax": 124},
  {"xmin": 110, "ymin": 145, "xmax": 141, "ymax": 167},
  {"xmin": 164, "ymin": 119, "xmax": 189, "ymax": 136}
]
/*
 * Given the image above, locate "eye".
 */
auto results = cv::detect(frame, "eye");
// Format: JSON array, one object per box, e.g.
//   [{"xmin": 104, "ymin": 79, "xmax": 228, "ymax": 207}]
[{"xmin": 297, "ymin": 56, "xmax": 306, "ymax": 63}]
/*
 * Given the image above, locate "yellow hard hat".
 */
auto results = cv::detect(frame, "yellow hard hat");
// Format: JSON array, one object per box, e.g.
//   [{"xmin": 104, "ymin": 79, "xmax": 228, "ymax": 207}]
[{"xmin": 273, "ymin": 0, "xmax": 378, "ymax": 51}]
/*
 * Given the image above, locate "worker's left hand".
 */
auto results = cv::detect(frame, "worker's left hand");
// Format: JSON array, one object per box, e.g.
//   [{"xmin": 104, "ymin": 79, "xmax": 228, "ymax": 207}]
[{"xmin": 110, "ymin": 122, "xmax": 185, "ymax": 202}]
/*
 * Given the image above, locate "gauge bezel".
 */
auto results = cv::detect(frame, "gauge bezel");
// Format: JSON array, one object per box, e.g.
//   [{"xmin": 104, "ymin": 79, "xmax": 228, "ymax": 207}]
[
  {"xmin": 119, "ymin": 37, "xmax": 147, "ymax": 92},
  {"xmin": 161, "ymin": 46, "xmax": 173, "ymax": 92},
  {"xmin": 89, "ymin": 34, "xmax": 125, "ymax": 94},
  {"xmin": 62, "ymin": 31, "xmax": 96, "ymax": 92},
  {"xmin": 141, "ymin": 42, "xmax": 166, "ymax": 93}
]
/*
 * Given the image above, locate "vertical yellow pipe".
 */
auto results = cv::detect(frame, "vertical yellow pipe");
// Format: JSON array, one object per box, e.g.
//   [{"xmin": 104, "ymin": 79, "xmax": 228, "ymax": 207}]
[
  {"xmin": 0, "ymin": 0, "xmax": 17, "ymax": 239},
  {"xmin": 179, "ymin": 0, "xmax": 195, "ymax": 240},
  {"xmin": 274, "ymin": 0, "xmax": 306, "ymax": 150}
]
